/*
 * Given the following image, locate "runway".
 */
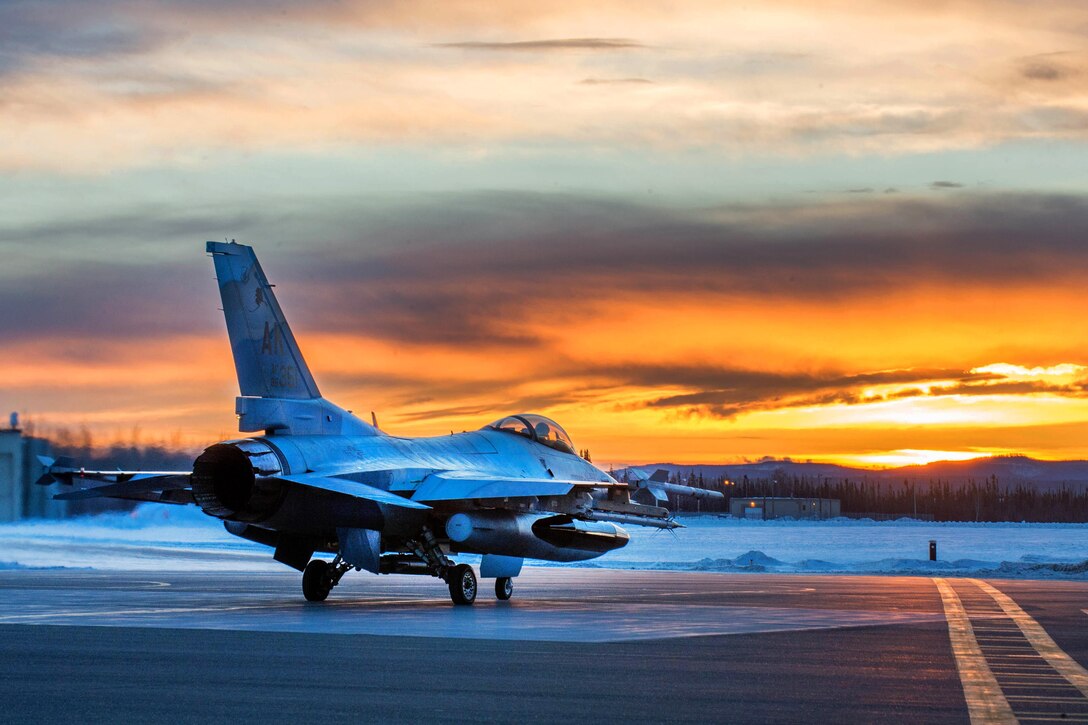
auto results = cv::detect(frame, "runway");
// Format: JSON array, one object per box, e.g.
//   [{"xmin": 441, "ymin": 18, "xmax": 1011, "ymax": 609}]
[{"xmin": 0, "ymin": 568, "xmax": 1085, "ymax": 723}]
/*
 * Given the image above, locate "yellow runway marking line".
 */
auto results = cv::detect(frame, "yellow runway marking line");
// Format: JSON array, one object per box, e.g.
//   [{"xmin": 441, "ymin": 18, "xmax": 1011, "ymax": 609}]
[
  {"xmin": 1009, "ymin": 709, "xmax": 1088, "ymax": 718},
  {"xmin": 973, "ymin": 580, "xmax": 1088, "ymax": 700},
  {"xmin": 991, "ymin": 674, "xmax": 1068, "ymax": 680},
  {"xmin": 934, "ymin": 578, "xmax": 1018, "ymax": 725}
]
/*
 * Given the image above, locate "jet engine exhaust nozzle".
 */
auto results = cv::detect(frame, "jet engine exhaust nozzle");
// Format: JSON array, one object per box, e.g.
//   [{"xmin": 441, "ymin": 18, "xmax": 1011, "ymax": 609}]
[{"xmin": 191, "ymin": 440, "xmax": 285, "ymax": 522}]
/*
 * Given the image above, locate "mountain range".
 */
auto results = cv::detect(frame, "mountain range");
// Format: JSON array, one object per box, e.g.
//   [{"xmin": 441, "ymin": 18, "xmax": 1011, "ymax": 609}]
[{"xmin": 619, "ymin": 455, "xmax": 1088, "ymax": 488}]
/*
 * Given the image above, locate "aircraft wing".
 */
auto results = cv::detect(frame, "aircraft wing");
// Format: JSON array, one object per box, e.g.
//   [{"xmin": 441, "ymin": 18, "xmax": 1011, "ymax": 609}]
[
  {"xmin": 51, "ymin": 474, "xmax": 194, "ymax": 504},
  {"xmin": 277, "ymin": 474, "xmax": 431, "ymax": 510},
  {"xmin": 38, "ymin": 455, "xmax": 431, "ymax": 510},
  {"xmin": 37, "ymin": 456, "xmax": 194, "ymax": 504},
  {"xmin": 411, "ymin": 471, "xmax": 621, "ymax": 503}
]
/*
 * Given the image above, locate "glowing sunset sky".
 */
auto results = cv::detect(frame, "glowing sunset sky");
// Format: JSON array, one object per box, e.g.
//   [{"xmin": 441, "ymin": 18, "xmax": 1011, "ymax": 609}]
[{"xmin": 4, "ymin": 0, "xmax": 1088, "ymax": 466}]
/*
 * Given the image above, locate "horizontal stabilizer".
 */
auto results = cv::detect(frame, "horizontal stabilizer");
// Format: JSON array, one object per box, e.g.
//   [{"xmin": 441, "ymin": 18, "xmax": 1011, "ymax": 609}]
[{"xmin": 278, "ymin": 474, "xmax": 431, "ymax": 510}]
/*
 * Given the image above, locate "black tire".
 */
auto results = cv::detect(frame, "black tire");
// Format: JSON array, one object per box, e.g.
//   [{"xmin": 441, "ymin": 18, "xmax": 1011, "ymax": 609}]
[
  {"xmin": 495, "ymin": 577, "xmax": 513, "ymax": 601},
  {"xmin": 302, "ymin": 559, "xmax": 331, "ymax": 602},
  {"xmin": 448, "ymin": 564, "xmax": 477, "ymax": 605}
]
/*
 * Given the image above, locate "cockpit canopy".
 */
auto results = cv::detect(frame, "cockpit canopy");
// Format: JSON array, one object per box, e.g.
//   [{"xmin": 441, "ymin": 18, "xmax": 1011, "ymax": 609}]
[{"xmin": 485, "ymin": 414, "xmax": 577, "ymax": 455}]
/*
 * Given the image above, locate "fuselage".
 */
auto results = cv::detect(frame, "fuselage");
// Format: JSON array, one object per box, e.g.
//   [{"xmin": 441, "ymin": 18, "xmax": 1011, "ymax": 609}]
[{"xmin": 253, "ymin": 427, "xmax": 615, "ymax": 490}]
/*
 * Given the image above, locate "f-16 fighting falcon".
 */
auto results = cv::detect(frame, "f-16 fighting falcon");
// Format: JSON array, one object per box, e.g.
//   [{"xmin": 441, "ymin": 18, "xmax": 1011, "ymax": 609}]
[{"xmin": 39, "ymin": 242, "xmax": 722, "ymax": 605}]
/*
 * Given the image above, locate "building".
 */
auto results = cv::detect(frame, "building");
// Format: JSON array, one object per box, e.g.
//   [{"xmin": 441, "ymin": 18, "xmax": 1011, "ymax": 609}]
[
  {"xmin": 730, "ymin": 497, "xmax": 840, "ymax": 520},
  {"xmin": 0, "ymin": 420, "xmax": 66, "ymax": 523}
]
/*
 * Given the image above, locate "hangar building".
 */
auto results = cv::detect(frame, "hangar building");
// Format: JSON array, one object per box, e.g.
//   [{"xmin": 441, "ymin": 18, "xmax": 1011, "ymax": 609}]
[{"xmin": 730, "ymin": 497, "xmax": 840, "ymax": 520}]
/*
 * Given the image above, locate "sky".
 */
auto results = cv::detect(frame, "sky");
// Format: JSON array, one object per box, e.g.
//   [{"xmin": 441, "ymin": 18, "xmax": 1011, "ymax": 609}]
[{"xmin": 3, "ymin": 0, "xmax": 1088, "ymax": 467}]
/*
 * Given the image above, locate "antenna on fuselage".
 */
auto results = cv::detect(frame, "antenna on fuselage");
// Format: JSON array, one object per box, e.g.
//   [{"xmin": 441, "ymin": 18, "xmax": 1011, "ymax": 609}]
[{"xmin": 371, "ymin": 411, "xmax": 379, "ymax": 429}]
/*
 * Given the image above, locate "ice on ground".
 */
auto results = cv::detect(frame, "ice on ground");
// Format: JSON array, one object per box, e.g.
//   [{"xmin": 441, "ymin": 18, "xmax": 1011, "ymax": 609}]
[
  {"xmin": 603, "ymin": 515, "xmax": 1088, "ymax": 579},
  {"xmin": 0, "ymin": 505, "xmax": 276, "ymax": 571},
  {"xmin": 0, "ymin": 506, "xmax": 1085, "ymax": 579}
]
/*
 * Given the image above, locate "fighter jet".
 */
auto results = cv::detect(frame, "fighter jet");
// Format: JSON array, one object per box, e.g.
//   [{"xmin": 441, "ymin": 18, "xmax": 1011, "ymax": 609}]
[{"xmin": 39, "ymin": 242, "xmax": 712, "ymax": 605}]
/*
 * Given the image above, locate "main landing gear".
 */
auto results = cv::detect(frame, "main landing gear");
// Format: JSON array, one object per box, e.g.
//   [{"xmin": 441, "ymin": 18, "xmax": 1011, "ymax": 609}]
[
  {"xmin": 445, "ymin": 567, "xmax": 514, "ymax": 605},
  {"xmin": 447, "ymin": 563, "xmax": 477, "ymax": 605},
  {"xmin": 302, "ymin": 556, "xmax": 350, "ymax": 602},
  {"xmin": 300, "ymin": 553, "xmax": 515, "ymax": 606}
]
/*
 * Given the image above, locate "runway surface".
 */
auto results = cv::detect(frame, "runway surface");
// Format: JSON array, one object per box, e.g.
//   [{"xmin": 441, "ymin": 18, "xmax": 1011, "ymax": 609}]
[{"xmin": 0, "ymin": 568, "xmax": 1085, "ymax": 723}]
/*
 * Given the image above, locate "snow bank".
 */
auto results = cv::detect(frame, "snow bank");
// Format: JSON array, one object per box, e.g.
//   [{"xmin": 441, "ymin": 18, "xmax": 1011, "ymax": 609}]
[
  {"xmin": 595, "ymin": 515, "xmax": 1088, "ymax": 579},
  {"xmin": 0, "ymin": 506, "xmax": 1085, "ymax": 579},
  {"xmin": 0, "ymin": 505, "xmax": 271, "ymax": 571}
]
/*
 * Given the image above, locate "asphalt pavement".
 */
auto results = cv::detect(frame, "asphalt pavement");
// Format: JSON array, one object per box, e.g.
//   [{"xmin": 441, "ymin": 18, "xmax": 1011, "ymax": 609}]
[{"xmin": 0, "ymin": 568, "xmax": 1083, "ymax": 723}]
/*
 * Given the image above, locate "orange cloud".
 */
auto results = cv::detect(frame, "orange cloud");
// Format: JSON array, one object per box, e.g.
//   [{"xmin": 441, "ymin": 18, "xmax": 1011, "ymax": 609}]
[
  {"xmin": 7, "ymin": 190, "xmax": 1088, "ymax": 467},
  {"xmin": 3, "ymin": 0, "xmax": 1088, "ymax": 171}
]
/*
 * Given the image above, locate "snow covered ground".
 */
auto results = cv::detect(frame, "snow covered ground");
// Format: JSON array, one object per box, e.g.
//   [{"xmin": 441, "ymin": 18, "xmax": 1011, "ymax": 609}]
[
  {"xmin": 610, "ymin": 515, "xmax": 1088, "ymax": 579},
  {"xmin": 0, "ymin": 505, "xmax": 1086, "ymax": 579}
]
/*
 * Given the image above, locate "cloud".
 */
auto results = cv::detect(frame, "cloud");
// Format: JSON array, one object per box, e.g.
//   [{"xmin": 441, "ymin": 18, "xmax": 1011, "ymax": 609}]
[
  {"xmin": 0, "ymin": 260, "xmax": 217, "ymax": 340},
  {"xmin": 578, "ymin": 77, "xmax": 653, "ymax": 85},
  {"xmin": 1022, "ymin": 62, "xmax": 1064, "ymax": 81},
  {"xmin": 625, "ymin": 363, "xmax": 1088, "ymax": 419},
  {"xmin": 436, "ymin": 38, "xmax": 644, "ymax": 51},
  {"xmin": 1017, "ymin": 52, "xmax": 1080, "ymax": 82},
  {"xmin": 11, "ymin": 2, "xmax": 1088, "ymax": 170},
  {"xmin": 8, "ymin": 190, "xmax": 1088, "ymax": 349},
  {"xmin": 632, "ymin": 366, "xmax": 988, "ymax": 418},
  {"xmin": 0, "ymin": 2, "xmax": 183, "ymax": 75},
  {"xmin": 930, "ymin": 180, "xmax": 965, "ymax": 189}
]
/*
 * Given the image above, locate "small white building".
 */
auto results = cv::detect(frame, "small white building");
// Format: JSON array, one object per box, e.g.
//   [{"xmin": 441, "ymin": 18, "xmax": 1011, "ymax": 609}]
[
  {"xmin": 0, "ymin": 420, "xmax": 65, "ymax": 523},
  {"xmin": 729, "ymin": 497, "xmax": 840, "ymax": 520}
]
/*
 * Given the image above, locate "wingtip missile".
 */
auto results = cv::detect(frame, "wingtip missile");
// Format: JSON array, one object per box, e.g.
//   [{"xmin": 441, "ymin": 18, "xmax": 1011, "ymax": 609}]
[{"xmin": 35, "ymin": 456, "xmax": 77, "ymax": 486}]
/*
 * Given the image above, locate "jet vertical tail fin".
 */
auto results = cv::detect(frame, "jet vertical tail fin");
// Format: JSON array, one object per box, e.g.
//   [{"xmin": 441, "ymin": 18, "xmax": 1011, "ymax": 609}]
[
  {"xmin": 207, "ymin": 241, "xmax": 320, "ymax": 400},
  {"xmin": 207, "ymin": 241, "xmax": 376, "ymax": 437}
]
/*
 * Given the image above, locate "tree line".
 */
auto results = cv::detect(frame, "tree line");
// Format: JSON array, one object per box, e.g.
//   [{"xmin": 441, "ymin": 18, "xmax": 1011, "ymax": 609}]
[{"xmin": 617, "ymin": 468, "xmax": 1088, "ymax": 522}]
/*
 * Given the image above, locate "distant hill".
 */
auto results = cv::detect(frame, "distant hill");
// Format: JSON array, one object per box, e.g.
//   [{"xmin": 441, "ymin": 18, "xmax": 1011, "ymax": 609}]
[{"xmin": 618, "ymin": 455, "xmax": 1088, "ymax": 490}]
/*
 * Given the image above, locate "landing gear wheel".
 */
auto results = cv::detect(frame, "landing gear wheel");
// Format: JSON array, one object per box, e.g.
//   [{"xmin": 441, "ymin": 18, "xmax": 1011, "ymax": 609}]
[
  {"xmin": 495, "ymin": 577, "xmax": 513, "ymax": 601},
  {"xmin": 302, "ymin": 559, "xmax": 332, "ymax": 602},
  {"xmin": 448, "ymin": 564, "xmax": 477, "ymax": 605}
]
